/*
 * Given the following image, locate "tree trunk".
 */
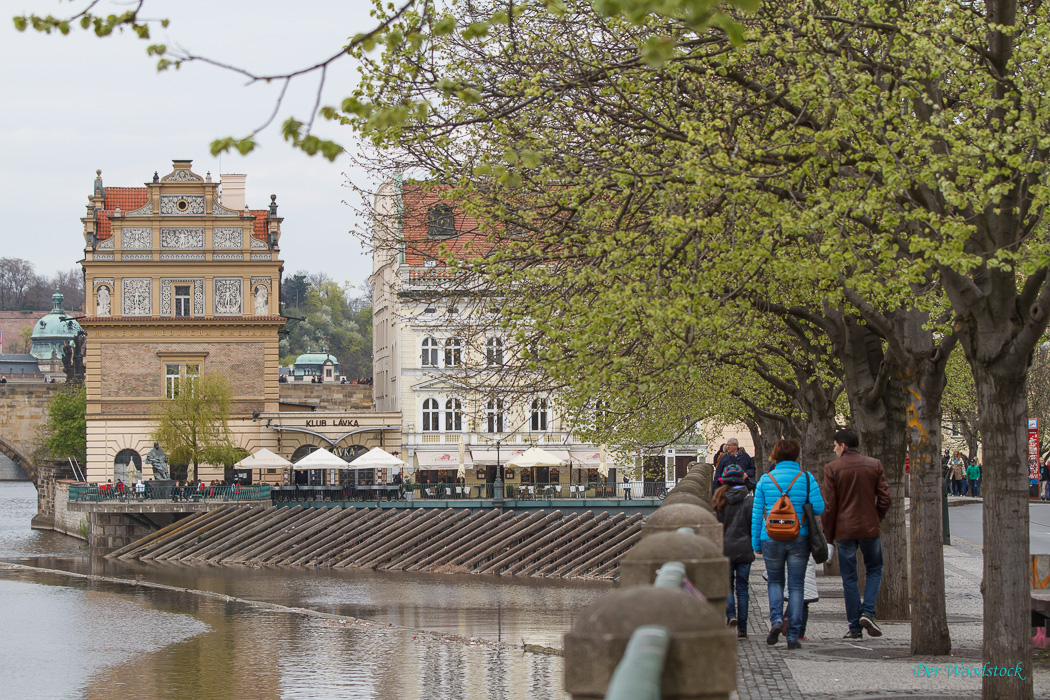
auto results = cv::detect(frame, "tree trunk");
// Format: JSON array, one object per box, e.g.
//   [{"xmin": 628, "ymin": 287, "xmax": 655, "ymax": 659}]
[
  {"xmin": 901, "ymin": 363, "xmax": 952, "ymax": 655},
  {"xmin": 973, "ymin": 363, "xmax": 1033, "ymax": 699}
]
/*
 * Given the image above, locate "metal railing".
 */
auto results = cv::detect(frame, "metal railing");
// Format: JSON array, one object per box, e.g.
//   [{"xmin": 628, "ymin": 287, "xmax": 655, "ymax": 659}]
[
  {"xmin": 267, "ymin": 481, "xmax": 662, "ymax": 502},
  {"xmin": 69, "ymin": 483, "xmax": 271, "ymax": 503},
  {"xmin": 604, "ymin": 562, "xmax": 685, "ymax": 700}
]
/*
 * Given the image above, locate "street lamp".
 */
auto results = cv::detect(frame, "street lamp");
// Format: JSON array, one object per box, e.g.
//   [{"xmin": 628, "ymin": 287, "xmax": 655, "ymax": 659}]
[{"xmin": 494, "ymin": 439, "xmax": 504, "ymax": 502}]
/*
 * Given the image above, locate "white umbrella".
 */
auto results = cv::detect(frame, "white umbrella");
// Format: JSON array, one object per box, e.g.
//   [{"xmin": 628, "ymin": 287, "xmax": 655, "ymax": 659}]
[
  {"xmin": 292, "ymin": 447, "xmax": 349, "ymax": 469},
  {"xmin": 235, "ymin": 448, "xmax": 293, "ymax": 469},
  {"xmin": 347, "ymin": 447, "xmax": 407, "ymax": 469},
  {"xmin": 598, "ymin": 444, "xmax": 610, "ymax": 478},
  {"xmin": 507, "ymin": 446, "xmax": 568, "ymax": 468}
]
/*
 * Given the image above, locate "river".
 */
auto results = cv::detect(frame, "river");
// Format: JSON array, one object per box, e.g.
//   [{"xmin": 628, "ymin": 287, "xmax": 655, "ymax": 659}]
[{"xmin": 0, "ymin": 482, "xmax": 610, "ymax": 699}]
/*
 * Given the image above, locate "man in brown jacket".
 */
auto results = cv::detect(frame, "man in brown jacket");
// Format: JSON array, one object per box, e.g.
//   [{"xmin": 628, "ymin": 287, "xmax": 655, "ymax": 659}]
[{"xmin": 822, "ymin": 429, "xmax": 892, "ymax": 640}]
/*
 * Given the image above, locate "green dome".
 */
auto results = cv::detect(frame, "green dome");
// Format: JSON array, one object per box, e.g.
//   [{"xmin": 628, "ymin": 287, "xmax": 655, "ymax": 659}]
[
  {"xmin": 294, "ymin": 351, "xmax": 339, "ymax": 367},
  {"xmin": 30, "ymin": 289, "xmax": 82, "ymax": 361}
]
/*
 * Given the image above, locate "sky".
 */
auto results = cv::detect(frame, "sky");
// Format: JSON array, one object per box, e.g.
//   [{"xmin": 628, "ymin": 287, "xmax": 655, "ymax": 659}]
[{"xmin": 2, "ymin": 0, "xmax": 380, "ymax": 289}]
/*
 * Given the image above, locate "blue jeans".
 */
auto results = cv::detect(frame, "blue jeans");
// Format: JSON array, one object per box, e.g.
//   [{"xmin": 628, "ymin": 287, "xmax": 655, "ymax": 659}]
[
  {"xmin": 837, "ymin": 537, "xmax": 883, "ymax": 634},
  {"xmin": 725, "ymin": 562, "xmax": 751, "ymax": 633},
  {"xmin": 969, "ymin": 479, "xmax": 978, "ymax": 497},
  {"xmin": 761, "ymin": 537, "xmax": 809, "ymax": 642}
]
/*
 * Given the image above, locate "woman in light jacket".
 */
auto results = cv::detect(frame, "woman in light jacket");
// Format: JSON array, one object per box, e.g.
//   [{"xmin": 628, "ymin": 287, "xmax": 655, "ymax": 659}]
[{"xmin": 751, "ymin": 438, "xmax": 824, "ymax": 650}]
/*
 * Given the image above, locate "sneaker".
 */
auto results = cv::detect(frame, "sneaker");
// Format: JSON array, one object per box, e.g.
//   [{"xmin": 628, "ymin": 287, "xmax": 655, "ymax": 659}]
[
  {"xmin": 787, "ymin": 641, "xmax": 802, "ymax": 650},
  {"xmin": 727, "ymin": 616, "xmax": 737, "ymax": 628},
  {"xmin": 859, "ymin": 613, "xmax": 883, "ymax": 637},
  {"xmin": 843, "ymin": 630, "xmax": 863, "ymax": 640},
  {"xmin": 737, "ymin": 629, "xmax": 748, "ymax": 639},
  {"xmin": 766, "ymin": 624, "xmax": 782, "ymax": 646}
]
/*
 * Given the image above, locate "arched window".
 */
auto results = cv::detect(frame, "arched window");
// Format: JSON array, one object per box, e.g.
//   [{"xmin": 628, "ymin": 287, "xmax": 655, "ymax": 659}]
[
  {"xmin": 444, "ymin": 337, "xmax": 462, "ymax": 367},
  {"xmin": 422, "ymin": 398, "xmax": 440, "ymax": 432},
  {"xmin": 427, "ymin": 204, "xmax": 455, "ymax": 238},
  {"xmin": 421, "ymin": 336, "xmax": 438, "ymax": 367},
  {"xmin": 486, "ymin": 337, "xmax": 504, "ymax": 366},
  {"xmin": 531, "ymin": 398, "xmax": 549, "ymax": 432},
  {"xmin": 445, "ymin": 398, "xmax": 463, "ymax": 432},
  {"xmin": 486, "ymin": 398, "xmax": 505, "ymax": 433}
]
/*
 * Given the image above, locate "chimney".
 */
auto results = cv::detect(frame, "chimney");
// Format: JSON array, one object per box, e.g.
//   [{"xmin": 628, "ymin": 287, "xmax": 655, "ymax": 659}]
[{"xmin": 220, "ymin": 174, "xmax": 247, "ymax": 211}]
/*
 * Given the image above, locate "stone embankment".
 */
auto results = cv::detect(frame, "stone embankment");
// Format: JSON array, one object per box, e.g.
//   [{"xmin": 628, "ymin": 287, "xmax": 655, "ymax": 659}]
[{"xmin": 110, "ymin": 505, "xmax": 642, "ymax": 579}]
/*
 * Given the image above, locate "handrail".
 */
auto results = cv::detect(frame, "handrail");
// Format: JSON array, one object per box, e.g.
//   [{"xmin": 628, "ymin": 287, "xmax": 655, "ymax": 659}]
[
  {"xmin": 605, "ymin": 625, "xmax": 670, "ymax": 700},
  {"xmin": 68, "ymin": 483, "xmax": 271, "ymax": 503}
]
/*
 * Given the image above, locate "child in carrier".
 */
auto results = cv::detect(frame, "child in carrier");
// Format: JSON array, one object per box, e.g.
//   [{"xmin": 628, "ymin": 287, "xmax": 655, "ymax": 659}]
[{"xmin": 713, "ymin": 463, "xmax": 755, "ymax": 639}]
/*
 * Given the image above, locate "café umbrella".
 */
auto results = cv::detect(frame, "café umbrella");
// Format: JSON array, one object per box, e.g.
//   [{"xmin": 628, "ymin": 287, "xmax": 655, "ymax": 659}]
[
  {"xmin": 347, "ymin": 447, "xmax": 407, "ymax": 469},
  {"xmin": 507, "ymin": 446, "xmax": 568, "ymax": 468},
  {"xmin": 234, "ymin": 448, "xmax": 293, "ymax": 469},
  {"xmin": 292, "ymin": 447, "xmax": 349, "ymax": 469}
]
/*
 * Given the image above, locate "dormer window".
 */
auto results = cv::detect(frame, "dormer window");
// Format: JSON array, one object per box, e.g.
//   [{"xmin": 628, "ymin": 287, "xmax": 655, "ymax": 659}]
[{"xmin": 427, "ymin": 204, "xmax": 455, "ymax": 238}]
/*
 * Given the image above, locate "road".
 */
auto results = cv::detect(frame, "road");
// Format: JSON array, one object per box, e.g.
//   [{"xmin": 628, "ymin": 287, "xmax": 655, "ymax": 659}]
[{"xmin": 947, "ymin": 501, "xmax": 1050, "ymax": 553}]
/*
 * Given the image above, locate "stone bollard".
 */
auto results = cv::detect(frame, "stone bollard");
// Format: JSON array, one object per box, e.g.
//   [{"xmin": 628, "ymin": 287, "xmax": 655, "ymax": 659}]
[
  {"xmin": 564, "ymin": 585, "xmax": 736, "ymax": 699},
  {"xmin": 660, "ymin": 492, "xmax": 712, "ymax": 511},
  {"xmin": 668, "ymin": 479, "xmax": 706, "ymax": 499},
  {"xmin": 618, "ymin": 530, "xmax": 728, "ymax": 607},
  {"xmin": 642, "ymin": 503, "xmax": 722, "ymax": 547}
]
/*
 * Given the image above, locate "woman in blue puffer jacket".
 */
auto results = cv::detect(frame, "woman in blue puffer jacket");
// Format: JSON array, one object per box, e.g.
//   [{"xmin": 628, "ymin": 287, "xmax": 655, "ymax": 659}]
[{"xmin": 751, "ymin": 438, "xmax": 824, "ymax": 650}]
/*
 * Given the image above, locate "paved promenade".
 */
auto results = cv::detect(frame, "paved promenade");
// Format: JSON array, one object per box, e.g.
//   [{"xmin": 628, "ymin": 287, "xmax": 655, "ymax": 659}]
[{"xmin": 733, "ymin": 525, "xmax": 1049, "ymax": 698}]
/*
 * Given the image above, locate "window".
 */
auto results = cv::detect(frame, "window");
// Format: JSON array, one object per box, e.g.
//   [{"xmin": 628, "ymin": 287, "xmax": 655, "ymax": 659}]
[
  {"xmin": 531, "ymin": 398, "xmax": 549, "ymax": 431},
  {"xmin": 444, "ymin": 337, "xmax": 462, "ymax": 367},
  {"xmin": 486, "ymin": 398, "xmax": 505, "ymax": 433},
  {"xmin": 422, "ymin": 398, "xmax": 440, "ymax": 432},
  {"xmin": 427, "ymin": 204, "xmax": 455, "ymax": 238},
  {"xmin": 486, "ymin": 337, "xmax": 504, "ymax": 366},
  {"xmin": 174, "ymin": 285, "xmax": 191, "ymax": 317},
  {"xmin": 445, "ymin": 398, "xmax": 463, "ymax": 432},
  {"xmin": 165, "ymin": 363, "xmax": 200, "ymax": 399},
  {"xmin": 421, "ymin": 337, "xmax": 438, "ymax": 367}
]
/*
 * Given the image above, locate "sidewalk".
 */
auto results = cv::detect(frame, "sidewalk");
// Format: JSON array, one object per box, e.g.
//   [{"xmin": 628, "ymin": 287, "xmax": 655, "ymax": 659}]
[{"xmin": 732, "ymin": 536, "xmax": 1049, "ymax": 699}]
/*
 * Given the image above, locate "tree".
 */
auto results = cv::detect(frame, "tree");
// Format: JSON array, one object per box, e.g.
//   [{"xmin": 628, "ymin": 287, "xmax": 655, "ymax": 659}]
[
  {"xmin": 152, "ymin": 373, "xmax": 239, "ymax": 482},
  {"xmin": 42, "ymin": 384, "xmax": 86, "ymax": 467},
  {"xmin": 17, "ymin": 327, "xmax": 33, "ymax": 354}
]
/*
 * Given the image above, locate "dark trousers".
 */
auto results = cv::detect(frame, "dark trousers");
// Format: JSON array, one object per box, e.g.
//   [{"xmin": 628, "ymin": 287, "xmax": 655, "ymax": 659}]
[
  {"xmin": 726, "ymin": 562, "xmax": 751, "ymax": 634},
  {"xmin": 969, "ymin": 478, "xmax": 979, "ymax": 497},
  {"xmin": 837, "ymin": 537, "xmax": 883, "ymax": 634}
]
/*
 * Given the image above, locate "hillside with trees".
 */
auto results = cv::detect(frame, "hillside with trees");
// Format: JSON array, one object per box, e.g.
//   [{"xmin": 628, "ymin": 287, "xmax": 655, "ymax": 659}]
[{"xmin": 279, "ymin": 272, "xmax": 372, "ymax": 380}]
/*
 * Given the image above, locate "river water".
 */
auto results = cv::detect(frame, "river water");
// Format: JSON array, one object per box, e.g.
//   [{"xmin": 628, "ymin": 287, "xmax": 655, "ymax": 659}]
[{"xmin": 0, "ymin": 482, "xmax": 610, "ymax": 699}]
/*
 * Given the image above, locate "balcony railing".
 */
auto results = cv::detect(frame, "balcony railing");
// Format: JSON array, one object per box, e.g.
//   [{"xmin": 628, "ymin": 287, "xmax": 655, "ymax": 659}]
[{"xmin": 69, "ymin": 483, "xmax": 271, "ymax": 503}]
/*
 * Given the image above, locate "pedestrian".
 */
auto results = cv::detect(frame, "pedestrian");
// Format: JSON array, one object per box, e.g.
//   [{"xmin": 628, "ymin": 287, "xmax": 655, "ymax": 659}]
[
  {"xmin": 713, "ymin": 463, "xmax": 754, "ymax": 639},
  {"xmin": 949, "ymin": 451, "xmax": 966, "ymax": 496},
  {"xmin": 966, "ymin": 458, "xmax": 981, "ymax": 499},
  {"xmin": 783, "ymin": 553, "xmax": 821, "ymax": 641},
  {"xmin": 1041, "ymin": 458, "xmax": 1050, "ymax": 501},
  {"xmin": 622, "ymin": 473, "xmax": 632, "ymax": 500},
  {"xmin": 713, "ymin": 438, "xmax": 756, "ymax": 493},
  {"xmin": 751, "ymin": 438, "xmax": 824, "ymax": 650},
  {"xmin": 822, "ymin": 428, "xmax": 892, "ymax": 640}
]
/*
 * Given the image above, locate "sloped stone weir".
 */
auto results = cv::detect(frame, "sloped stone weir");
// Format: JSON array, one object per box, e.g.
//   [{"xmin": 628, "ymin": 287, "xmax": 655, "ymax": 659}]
[{"xmin": 107, "ymin": 506, "xmax": 643, "ymax": 580}]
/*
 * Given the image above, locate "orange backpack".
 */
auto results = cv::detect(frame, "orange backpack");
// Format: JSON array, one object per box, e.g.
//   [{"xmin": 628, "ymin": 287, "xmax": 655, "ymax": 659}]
[{"xmin": 765, "ymin": 471, "xmax": 805, "ymax": 541}]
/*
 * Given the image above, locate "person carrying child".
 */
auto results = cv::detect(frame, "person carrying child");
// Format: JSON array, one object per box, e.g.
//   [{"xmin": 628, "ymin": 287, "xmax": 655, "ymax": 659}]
[{"xmin": 713, "ymin": 463, "xmax": 755, "ymax": 639}]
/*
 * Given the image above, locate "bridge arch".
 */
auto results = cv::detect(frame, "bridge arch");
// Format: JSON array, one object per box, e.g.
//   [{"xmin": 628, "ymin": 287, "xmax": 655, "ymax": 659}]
[{"xmin": 0, "ymin": 436, "xmax": 36, "ymax": 485}]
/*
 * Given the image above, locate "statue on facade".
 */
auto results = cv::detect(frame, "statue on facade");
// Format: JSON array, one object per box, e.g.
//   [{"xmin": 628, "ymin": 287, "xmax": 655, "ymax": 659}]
[
  {"xmin": 254, "ymin": 285, "xmax": 268, "ymax": 316},
  {"xmin": 96, "ymin": 286, "xmax": 111, "ymax": 317},
  {"xmin": 61, "ymin": 331, "xmax": 87, "ymax": 385},
  {"xmin": 146, "ymin": 442, "xmax": 170, "ymax": 480}
]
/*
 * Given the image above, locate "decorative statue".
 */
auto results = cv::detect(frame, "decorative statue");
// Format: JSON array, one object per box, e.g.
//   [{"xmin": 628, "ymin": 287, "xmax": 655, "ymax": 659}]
[
  {"xmin": 145, "ymin": 442, "xmax": 170, "ymax": 480},
  {"xmin": 254, "ymin": 285, "xmax": 268, "ymax": 315},
  {"xmin": 96, "ymin": 286, "xmax": 111, "ymax": 317},
  {"xmin": 61, "ymin": 331, "xmax": 87, "ymax": 385}
]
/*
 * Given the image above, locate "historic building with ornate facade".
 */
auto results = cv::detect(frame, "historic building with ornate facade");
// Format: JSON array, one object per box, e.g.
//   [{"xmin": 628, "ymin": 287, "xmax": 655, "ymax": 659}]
[{"xmin": 78, "ymin": 160, "xmax": 288, "ymax": 482}]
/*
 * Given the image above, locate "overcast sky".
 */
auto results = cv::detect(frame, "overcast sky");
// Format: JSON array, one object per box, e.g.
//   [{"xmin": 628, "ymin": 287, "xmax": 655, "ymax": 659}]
[{"xmin": 3, "ymin": 0, "xmax": 378, "ymax": 290}]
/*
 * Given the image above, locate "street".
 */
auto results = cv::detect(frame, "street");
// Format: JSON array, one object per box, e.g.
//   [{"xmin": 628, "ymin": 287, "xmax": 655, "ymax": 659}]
[{"xmin": 948, "ymin": 501, "xmax": 1050, "ymax": 553}]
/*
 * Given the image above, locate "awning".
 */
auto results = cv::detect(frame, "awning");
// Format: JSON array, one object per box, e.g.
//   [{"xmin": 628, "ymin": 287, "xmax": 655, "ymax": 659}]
[
  {"xmin": 469, "ymin": 448, "xmax": 524, "ymax": 465},
  {"xmin": 415, "ymin": 451, "xmax": 473, "ymax": 469},
  {"xmin": 569, "ymin": 449, "xmax": 602, "ymax": 467}
]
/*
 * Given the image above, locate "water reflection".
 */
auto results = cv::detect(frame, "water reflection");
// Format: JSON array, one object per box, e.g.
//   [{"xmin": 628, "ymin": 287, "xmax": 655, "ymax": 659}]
[{"xmin": 0, "ymin": 483, "xmax": 606, "ymax": 698}]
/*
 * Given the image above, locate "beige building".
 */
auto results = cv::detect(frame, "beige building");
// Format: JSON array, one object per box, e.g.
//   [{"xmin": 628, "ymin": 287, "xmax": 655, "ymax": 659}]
[
  {"xmin": 370, "ymin": 180, "xmax": 621, "ymax": 494},
  {"xmin": 78, "ymin": 160, "xmax": 287, "ymax": 483}
]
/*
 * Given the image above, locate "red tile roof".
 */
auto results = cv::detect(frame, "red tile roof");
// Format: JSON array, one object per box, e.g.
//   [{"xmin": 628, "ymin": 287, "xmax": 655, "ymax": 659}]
[
  {"xmin": 93, "ymin": 189, "xmax": 269, "ymax": 242},
  {"xmin": 401, "ymin": 185, "xmax": 494, "ymax": 266},
  {"xmin": 96, "ymin": 187, "xmax": 150, "ymax": 240},
  {"xmin": 251, "ymin": 210, "xmax": 268, "ymax": 241}
]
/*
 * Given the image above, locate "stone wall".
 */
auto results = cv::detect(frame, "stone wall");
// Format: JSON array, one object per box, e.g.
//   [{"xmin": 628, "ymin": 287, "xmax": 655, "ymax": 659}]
[
  {"xmin": 279, "ymin": 383, "xmax": 373, "ymax": 411},
  {"xmin": 52, "ymin": 480, "xmax": 88, "ymax": 540},
  {"xmin": 0, "ymin": 383, "xmax": 62, "ymax": 478}
]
